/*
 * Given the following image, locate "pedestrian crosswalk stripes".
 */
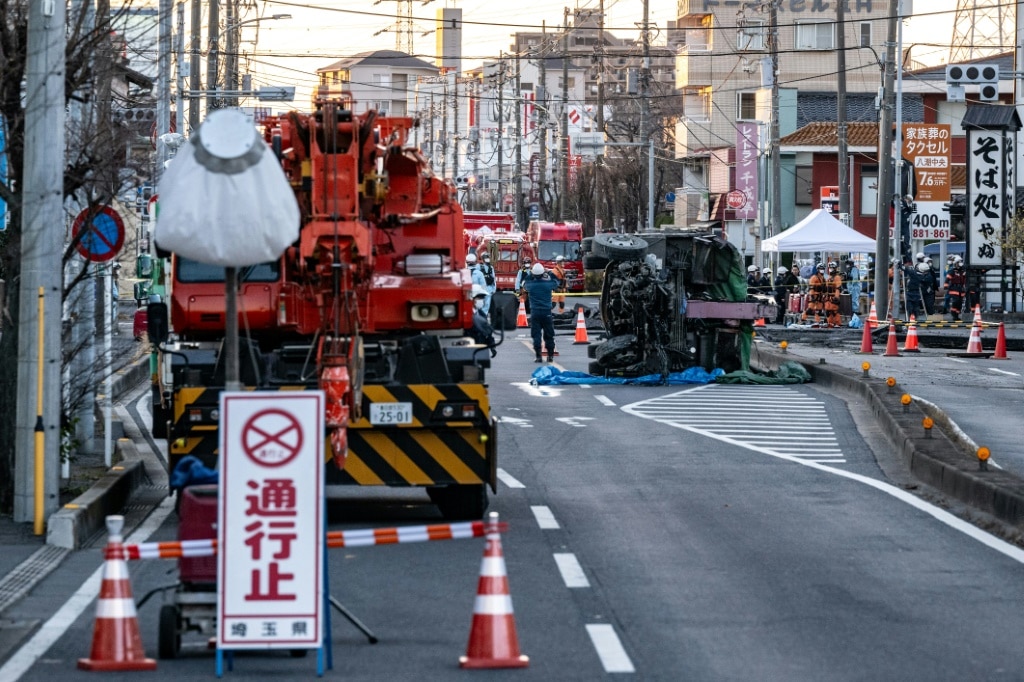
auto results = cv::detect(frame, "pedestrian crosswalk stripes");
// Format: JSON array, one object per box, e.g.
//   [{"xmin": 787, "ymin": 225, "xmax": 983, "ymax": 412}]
[{"xmin": 623, "ymin": 384, "xmax": 845, "ymax": 462}]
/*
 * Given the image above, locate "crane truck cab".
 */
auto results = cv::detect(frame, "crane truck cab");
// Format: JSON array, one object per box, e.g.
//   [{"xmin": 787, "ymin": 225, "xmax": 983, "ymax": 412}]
[{"xmin": 526, "ymin": 220, "xmax": 585, "ymax": 292}]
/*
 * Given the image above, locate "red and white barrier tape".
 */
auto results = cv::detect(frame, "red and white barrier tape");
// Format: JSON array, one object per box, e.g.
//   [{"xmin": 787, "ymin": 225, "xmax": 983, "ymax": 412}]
[{"xmin": 122, "ymin": 520, "xmax": 506, "ymax": 560}]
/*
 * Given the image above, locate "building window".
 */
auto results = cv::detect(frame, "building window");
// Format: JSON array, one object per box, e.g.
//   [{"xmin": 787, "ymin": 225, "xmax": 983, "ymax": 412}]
[
  {"xmin": 860, "ymin": 165, "xmax": 879, "ymax": 217},
  {"xmin": 737, "ymin": 92, "xmax": 757, "ymax": 121},
  {"xmin": 558, "ymin": 76, "xmax": 576, "ymax": 89},
  {"xmin": 795, "ymin": 166, "xmax": 813, "ymax": 205},
  {"xmin": 684, "ymin": 87, "xmax": 711, "ymax": 122},
  {"xmin": 737, "ymin": 20, "xmax": 765, "ymax": 51},
  {"xmin": 796, "ymin": 22, "xmax": 835, "ymax": 50},
  {"xmin": 859, "ymin": 22, "xmax": 872, "ymax": 47}
]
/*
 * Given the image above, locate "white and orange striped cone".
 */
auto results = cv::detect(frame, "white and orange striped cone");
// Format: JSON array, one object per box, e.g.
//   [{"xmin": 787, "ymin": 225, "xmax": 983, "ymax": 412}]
[
  {"xmin": 867, "ymin": 300, "xmax": 879, "ymax": 330},
  {"xmin": 459, "ymin": 512, "xmax": 529, "ymax": 669},
  {"xmin": 78, "ymin": 516, "xmax": 156, "ymax": 671},
  {"xmin": 902, "ymin": 315, "xmax": 920, "ymax": 352},
  {"xmin": 972, "ymin": 304, "xmax": 982, "ymax": 326},
  {"xmin": 516, "ymin": 299, "xmax": 528, "ymax": 328},
  {"xmin": 965, "ymin": 322, "xmax": 984, "ymax": 355},
  {"xmin": 573, "ymin": 308, "xmax": 589, "ymax": 344}
]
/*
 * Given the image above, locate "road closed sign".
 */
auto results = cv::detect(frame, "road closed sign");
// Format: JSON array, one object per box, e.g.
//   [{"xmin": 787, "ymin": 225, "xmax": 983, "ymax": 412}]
[{"xmin": 218, "ymin": 391, "xmax": 325, "ymax": 651}]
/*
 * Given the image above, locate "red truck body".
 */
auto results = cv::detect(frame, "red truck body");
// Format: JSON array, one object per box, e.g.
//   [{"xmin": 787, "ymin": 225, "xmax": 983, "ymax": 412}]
[{"xmin": 526, "ymin": 220, "xmax": 585, "ymax": 292}]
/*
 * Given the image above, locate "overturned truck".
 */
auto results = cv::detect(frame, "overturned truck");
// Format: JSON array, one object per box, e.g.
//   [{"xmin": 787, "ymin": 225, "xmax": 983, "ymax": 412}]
[{"xmin": 587, "ymin": 230, "xmax": 776, "ymax": 377}]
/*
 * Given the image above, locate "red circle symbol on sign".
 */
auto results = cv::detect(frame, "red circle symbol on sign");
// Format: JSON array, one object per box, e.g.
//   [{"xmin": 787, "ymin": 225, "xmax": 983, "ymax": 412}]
[
  {"xmin": 73, "ymin": 206, "xmax": 125, "ymax": 263},
  {"xmin": 726, "ymin": 190, "xmax": 747, "ymax": 210},
  {"xmin": 241, "ymin": 409, "xmax": 303, "ymax": 467}
]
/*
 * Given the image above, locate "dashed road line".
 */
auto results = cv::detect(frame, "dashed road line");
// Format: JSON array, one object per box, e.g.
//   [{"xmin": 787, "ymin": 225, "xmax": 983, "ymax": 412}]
[
  {"xmin": 553, "ymin": 553, "xmax": 590, "ymax": 588},
  {"xmin": 988, "ymin": 367, "xmax": 1020, "ymax": 377},
  {"xmin": 586, "ymin": 624, "xmax": 636, "ymax": 673},
  {"xmin": 595, "ymin": 395, "xmax": 616, "ymax": 406},
  {"xmin": 531, "ymin": 505, "xmax": 560, "ymax": 529},
  {"xmin": 497, "ymin": 468, "xmax": 525, "ymax": 489}
]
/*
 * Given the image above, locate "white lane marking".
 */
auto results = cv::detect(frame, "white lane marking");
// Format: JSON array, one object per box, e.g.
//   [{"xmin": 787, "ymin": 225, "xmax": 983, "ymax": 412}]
[
  {"xmin": 497, "ymin": 468, "xmax": 525, "ymax": 489},
  {"xmin": 553, "ymin": 553, "xmax": 590, "ymax": 588},
  {"xmin": 586, "ymin": 624, "xmax": 636, "ymax": 673},
  {"xmin": 988, "ymin": 367, "xmax": 1020, "ymax": 377},
  {"xmin": 511, "ymin": 382, "xmax": 564, "ymax": 398},
  {"xmin": 629, "ymin": 398, "xmax": 1024, "ymax": 564},
  {"xmin": 500, "ymin": 416, "xmax": 534, "ymax": 428},
  {"xmin": 531, "ymin": 505, "xmax": 560, "ymax": 529},
  {"xmin": 595, "ymin": 395, "xmax": 616, "ymax": 406},
  {"xmin": 579, "ymin": 384, "xmax": 592, "ymax": 389},
  {"xmin": 556, "ymin": 416, "xmax": 595, "ymax": 428},
  {"xmin": 946, "ymin": 357, "xmax": 968, "ymax": 364},
  {"xmin": 0, "ymin": 496, "xmax": 176, "ymax": 681}
]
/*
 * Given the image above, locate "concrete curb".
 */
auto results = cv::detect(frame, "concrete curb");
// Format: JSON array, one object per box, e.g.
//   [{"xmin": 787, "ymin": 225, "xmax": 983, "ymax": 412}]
[
  {"xmin": 756, "ymin": 350, "xmax": 1024, "ymax": 529},
  {"xmin": 47, "ymin": 440, "xmax": 146, "ymax": 549}
]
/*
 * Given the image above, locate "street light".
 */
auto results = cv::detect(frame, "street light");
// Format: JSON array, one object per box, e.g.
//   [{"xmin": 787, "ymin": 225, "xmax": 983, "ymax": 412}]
[{"xmin": 223, "ymin": 13, "xmax": 292, "ymax": 107}]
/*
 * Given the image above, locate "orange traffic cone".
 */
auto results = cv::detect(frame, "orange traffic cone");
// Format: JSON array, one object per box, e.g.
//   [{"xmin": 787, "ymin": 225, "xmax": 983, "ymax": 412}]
[
  {"xmin": 573, "ymin": 308, "xmax": 589, "ymax": 344},
  {"xmin": 972, "ymin": 304, "xmax": 982, "ymax": 326},
  {"xmin": 902, "ymin": 315, "xmax": 920, "ymax": 352},
  {"xmin": 867, "ymin": 300, "xmax": 879, "ymax": 330},
  {"xmin": 78, "ymin": 516, "xmax": 156, "ymax": 671},
  {"xmin": 965, "ymin": 322, "xmax": 984, "ymax": 355},
  {"xmin": 882, "ymin": 319, "xmax": 901, "ymax": 357},
  {"xmin": 515, "ymin": 299, "xmax": 528, "ymax": 328},
  {"xmin": 857, "ymin": 318, "xmax": 874, "ymax": 354},
  {"xmin": 754, "ymin": 317, "xmax": 766, "ymax": 328},
  {"xmin": 993, "ymin": 322, "xmax": 1009, "ymax": 359},
  {"xmin": 460, "ymin": 512, "xmax": 529, "ymax": 669}
]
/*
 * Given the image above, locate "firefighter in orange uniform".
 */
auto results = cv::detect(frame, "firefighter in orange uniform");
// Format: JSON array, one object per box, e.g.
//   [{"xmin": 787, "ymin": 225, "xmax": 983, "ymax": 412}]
[
  {"xmin": 801, "ymin": 263, "xmax": 826, "ymax": 324},
  {"xmin": 823, "ymin": 261, "xmax": 844, "ymax": 327},
  {"xmin": 551, "ymin": 255, "xmax": 567, "ymax": 312}
]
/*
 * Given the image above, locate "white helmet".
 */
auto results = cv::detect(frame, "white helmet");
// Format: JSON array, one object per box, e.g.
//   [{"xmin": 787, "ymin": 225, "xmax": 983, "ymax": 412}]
[
  {"xmin": 747, "ymin": 264, "xmax": 758, "ymax": 273},
  {"xmin": 531, "ymin": 263, "xmax": 545, "ymax": 276},
  {"xmin": 778, "ymin": 266, "xmax": 788, "ymax": 275},
  {"xmin": 466, "ymin": 253, "xmax": 477, "ymax": 264},
  {"xmin": 915, "ymin": 252, "xmax": 926, "ymax": 261},
  {"xmin": 555, "ymin": 255, "xmax": 565, "ymax": 262},
  {"xmin": 471, "ymin": 284, "xmax": 488, "ymax": 299},
  {"xmin": 916, "ymin": 261, "xmax": 931, "ymax": 273}
]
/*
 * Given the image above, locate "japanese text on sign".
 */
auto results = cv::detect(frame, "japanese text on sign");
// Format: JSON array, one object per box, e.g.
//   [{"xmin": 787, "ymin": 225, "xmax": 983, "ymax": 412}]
[
  {"xmin": 218, "ymin": 392, "xmax": 325, "ymax": 650},
  {"xmin": 735, "ymin": 122, "xmax": 758, "ymax": 221},
  {"xmin": 966, "ymin": 130, "xmax": 1014, "ymax": 267}
]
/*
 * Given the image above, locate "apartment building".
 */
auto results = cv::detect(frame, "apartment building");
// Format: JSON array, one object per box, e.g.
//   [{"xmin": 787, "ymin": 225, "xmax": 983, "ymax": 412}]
[
  {"xmin": 673, "ymin": 0, "xmax": 891, "ymax": 229},
  {"xmin": 315, "ymin": 50, "xmax": 438, "ymax": 116}
]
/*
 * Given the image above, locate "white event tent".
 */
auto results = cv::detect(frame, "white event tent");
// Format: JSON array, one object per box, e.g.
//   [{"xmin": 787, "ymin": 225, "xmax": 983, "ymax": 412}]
[{"xmin": 762, "ymin": 209, "xmax": 876, "ymax": 253}]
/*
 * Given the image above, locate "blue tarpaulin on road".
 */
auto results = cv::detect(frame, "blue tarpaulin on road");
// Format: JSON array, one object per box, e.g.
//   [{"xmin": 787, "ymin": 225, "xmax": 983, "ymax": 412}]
[{"xmin": 531, "ymin": 365, "xmax": 724, "ymax": 386}]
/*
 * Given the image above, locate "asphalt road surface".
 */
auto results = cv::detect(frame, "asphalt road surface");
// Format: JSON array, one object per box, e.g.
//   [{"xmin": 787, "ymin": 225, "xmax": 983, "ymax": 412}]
[{"xmin": 3, "ymin": 329, "xmax": 1024, "ymax": 680}]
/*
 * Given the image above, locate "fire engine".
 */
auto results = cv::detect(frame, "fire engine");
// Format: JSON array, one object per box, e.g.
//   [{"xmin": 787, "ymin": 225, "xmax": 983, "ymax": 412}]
[
  {"xmin": 148, "ymin": 92, "xmax": 497, "ymax": 519},
  {"xmin": 526, "ymin": 220, "xmax": 585, "ymax": 292}
]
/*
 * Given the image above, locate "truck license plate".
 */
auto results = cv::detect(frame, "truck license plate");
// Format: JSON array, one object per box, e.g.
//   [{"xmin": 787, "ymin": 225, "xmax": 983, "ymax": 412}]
[{"xmin": 369, "ymin": 402, "xmax": 414, "ymax": 425}]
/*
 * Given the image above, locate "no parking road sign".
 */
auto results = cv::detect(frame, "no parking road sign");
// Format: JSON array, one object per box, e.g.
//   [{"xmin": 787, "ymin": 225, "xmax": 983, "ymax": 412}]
[
  {"xmin": 219, "ymin": 391, "xmax": 325, "ymax": 652},
  {"xmin": 73, "ymin": 206, "xmax": 125, "ymax": 262}
]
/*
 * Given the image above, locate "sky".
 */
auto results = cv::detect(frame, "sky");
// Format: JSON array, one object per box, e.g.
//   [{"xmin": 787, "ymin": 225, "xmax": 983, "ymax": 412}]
[{"xmin": 236, "ymin": 0, "xmax": 963, "ymax": 107}]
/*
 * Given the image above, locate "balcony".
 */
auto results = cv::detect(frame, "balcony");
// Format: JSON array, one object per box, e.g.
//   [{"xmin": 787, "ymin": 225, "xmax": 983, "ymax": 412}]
[{"xmin": 676, "ymin": 48, "xmax": 712, "ymax": 89}]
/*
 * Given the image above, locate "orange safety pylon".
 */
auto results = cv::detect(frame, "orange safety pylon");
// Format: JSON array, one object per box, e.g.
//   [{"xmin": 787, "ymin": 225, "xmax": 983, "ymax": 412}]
[
  {"xmin": 754, "ymin": 317, "xmax": 766, "ymax": 328},
  {"xmin": 882, "ymin": 318, "xmax": 901, "ymax": 357},
  {"xmin": 965, "ymin": 322, "xmax": 984, "ymax": 355},
  {"xmin": 460, "ymin": 512, "xmax": 529, "ymax": 669},
  {"xmin": 867, "ymin": 300, "xmax": 879, "ymax": 330},
  {"xmin": 993, "ymin": 322, "xmax": 1009, "ymax": 359},
  {"xmin": 516, "ymin": 299, "xmax": 528, "ymax": 328},
  {"xmin": 572, "ymin": 308, "xmax": 590, "ymax": 344},
  {"xmin": 857, "ymin": 318, "xmax": 874, "ymax": 354},
  {"xmin": 972, "ymin": 304, "xmax": 982, "ymax": 326},
  {"xmin": 902, "ymin": 315, "xmax": 921, "ymax": 353},
  {"xmin": 78, "ymin": 516, "xmax": 157, "ymax": 671}
]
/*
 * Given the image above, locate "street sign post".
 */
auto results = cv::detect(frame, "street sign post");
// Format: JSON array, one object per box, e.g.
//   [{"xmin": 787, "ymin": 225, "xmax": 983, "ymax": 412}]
[
  {"xmin": 72, "ymin": 206, "xmax": 125, "ymax": 262},
  {"xmin": 218, "ymin": 391, "xmax": 325, "ymax": 656}
]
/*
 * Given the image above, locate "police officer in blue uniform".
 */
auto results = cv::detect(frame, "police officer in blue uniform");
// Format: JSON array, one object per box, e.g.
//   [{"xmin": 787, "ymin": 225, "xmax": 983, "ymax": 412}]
[{"xmin": 523, "ymin": 262, "xmax": 560, "ymax": 362}]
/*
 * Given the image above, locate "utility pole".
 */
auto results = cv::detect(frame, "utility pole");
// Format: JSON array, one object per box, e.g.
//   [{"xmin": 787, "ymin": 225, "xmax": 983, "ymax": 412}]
[
  {"xmin": 873, "ymin": 0, "xmax": 899, "ymax": 320},
  {"xmin": 538, "ymin": 26, "xmax": 548, "ymax": 220},
  {"xmin": 206, "ymin": 0, "xmax": 219, "ymax": 112},
  {"xmin": 176, "ymin": 2, "xmax": 185, "ymax": 138},
  {"xmin": 156, "ymin": 0, "xmax": 172, "ymax": 177},
  {"xmin": 515, "ymin": 52, "xmax": 524, "ymax": 227},
  {"xmin": 596, "ymin": 0, "xmax": 606, "ymax": 232},
  {"xmin": 768, "ymin": 0, "xmax": 781, "ymax": 248},
  {"xmin": 452, "ymin": 70, "xmax": 459, "ymax": 182},
  {"xmin": 441, "ymin": 77, "xmax": 448, "ymax": 179},
  {"xmin": 189, "ymin": 0, "xmax": 201, "ymax": 129},
  {"xmin": 642, "ymin": 0, "xmax": 653, "ymax": 230},
  {"xmin": 497, "ymin": 55, "xmax": 504, "ymax": 210},
  {"xmin": 560, "ymin": 7, "xmax": 569, "ymax": 220},
  {"xmin": 16, "ymin": 0, "xmax": 66, "ymax": 524},
  {"xmin": 836, "ymin": 0, "xmax": 849, "ymax": 219},
  {"xmin": 225, "ymin": 0, "xmax": 235, "ymax": 107}
]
